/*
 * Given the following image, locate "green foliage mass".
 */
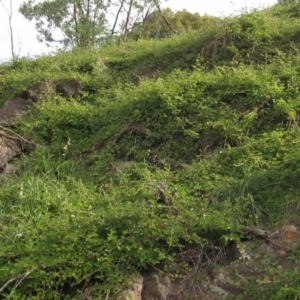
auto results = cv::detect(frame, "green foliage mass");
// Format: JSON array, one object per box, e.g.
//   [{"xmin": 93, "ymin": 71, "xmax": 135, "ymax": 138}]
[
  {"xmin": 278, "ymin": 0, "xmax": 300, "ymax": 5},
  {"xmin": 130, "ymin": 8, "xmax": 221, "ymax": 39},
  {"xmin": 1, "ymin": 3, "xmax": 300, "ymax": 299}
]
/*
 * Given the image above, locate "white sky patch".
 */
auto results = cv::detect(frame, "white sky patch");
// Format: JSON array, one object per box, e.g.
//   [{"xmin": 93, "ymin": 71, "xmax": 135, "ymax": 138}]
[{"xmin": 0, "ymin": 0, "xmax": 278, "ymax": 62}]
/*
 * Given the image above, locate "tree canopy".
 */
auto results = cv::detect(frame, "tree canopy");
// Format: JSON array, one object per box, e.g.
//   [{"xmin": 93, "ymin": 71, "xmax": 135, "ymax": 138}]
[
  {"xmin": 19, "ymin": 0, "xmax": 167, "ymax": 48},
  {"xmin": 19, "ymin": 0, "xmax": 109, "ymax": 47},
  {"xmin": 18, "ymin": 1, "xmax": 218, "ymax": 48},
  {"xmin": 130, "ymin": 8, "xmax": 220, "ymax": 39},
  {"xmin": 278, "ymin": 0, "xmax": 300, "ymax": 4}
]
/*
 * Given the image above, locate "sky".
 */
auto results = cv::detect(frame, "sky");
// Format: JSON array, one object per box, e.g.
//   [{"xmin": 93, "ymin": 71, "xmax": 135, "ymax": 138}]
[{"xmin": 0, "ymin": 0, "xmax": 278, "ymax": 62}]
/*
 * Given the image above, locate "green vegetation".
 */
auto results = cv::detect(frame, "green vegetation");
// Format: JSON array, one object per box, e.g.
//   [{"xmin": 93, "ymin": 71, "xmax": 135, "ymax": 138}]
[
  {"xmin": 130, "ymin": 8, "xmax": 221, "ymax": 39},
  {"xmin": 1, "ymin": 2, "xmax": 300, "ymax": 299}
]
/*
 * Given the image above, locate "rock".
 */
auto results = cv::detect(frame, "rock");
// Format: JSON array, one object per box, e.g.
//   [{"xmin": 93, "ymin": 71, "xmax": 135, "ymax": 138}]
[
  {"xmin": 116, "ymin": 275, "xmax": 143, "ymax": 300},
  {"xmin": 0, "ymin": 97, "xmax": 31, "ymax": 125},
  {"xmin": 26, "ymin": 81, "xmax": 53, "ymax": 102},
  {"xmin": 144, "ymin": 273, "xmax": 171, "ymax": 300},
  {"xmin": 2, "ymin": 163, "xmax": 18, "ymax": 174},
  {"xmin": 211, "ymin": 267, "xmax": 242, "ymax": 297},
  {"xmin": 208, "ymin": 284, "xmax": 230, "ymax": 298},
  {"xmin": 55, "ymin": 79, "xmax": 82, "ymax": 98},
  {"xmin": 281, "ymin": 225, "xmax": 299, "ymax": 240},
  {"xmin": 0, "ymin": 136, "xmax": 20, "ymax": 169},
  {"xmin": 281, "ymin": 224, "xmax": 300, "ymax": 247},
  {"xmin": 21, "ymin": 79, "xmax": 82, "ymax": 102}
]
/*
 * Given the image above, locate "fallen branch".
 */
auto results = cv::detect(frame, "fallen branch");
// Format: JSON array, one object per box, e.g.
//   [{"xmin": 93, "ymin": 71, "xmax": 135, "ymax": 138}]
[
  {"xmin": 243, "ymin": 227, "xmax": 281, "ymax": 239},
  {"xmin": 243, "ymin": 227, "xmax": 290, "ymax": 255},
  {"xmin": 266, "ymin": 239, "xmax": 290, "ymax": 256},
  {"xmin": 0, "ymin": 270, "xmax": 32, "ymax": 293},
  {"xmin": 243, "ymin": 228, "xmax": 270, "ymax": 239},
  {"xmin": 0, "ymin": 125, "xmax": 39, "ymax": 147}
]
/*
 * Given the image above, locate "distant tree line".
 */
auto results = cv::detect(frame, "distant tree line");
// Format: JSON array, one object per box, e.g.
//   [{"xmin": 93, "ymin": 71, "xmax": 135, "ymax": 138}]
[
  {"xmin": 130, "ymin": 8, "xmax": 220, "ymax": 40},
  {"xmin": 278, "ymin": 0, "xmax": 300, "ymax": 5},
  {"xmin": 2, "ymin": 0, "xmax": 300, "ymax": 57}
]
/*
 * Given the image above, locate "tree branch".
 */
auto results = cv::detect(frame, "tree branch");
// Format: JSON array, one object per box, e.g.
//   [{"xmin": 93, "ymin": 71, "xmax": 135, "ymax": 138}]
[
  {"xmin": 243, "ymin": 227, "xmax": 290, "ymax": 256},
  {"xmin": 153, "ymin": 0, "xmax": 178, "ymax": 34},
  {"xmin": 124, "ymin": 0, "xmax": 134, "ymax": 40},
  {"xmin": 111, "ymin": 0, "xmax": 125, "ymax": 35}
]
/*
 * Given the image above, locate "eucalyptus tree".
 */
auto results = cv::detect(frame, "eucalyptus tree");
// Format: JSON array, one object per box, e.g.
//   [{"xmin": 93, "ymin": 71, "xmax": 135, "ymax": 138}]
[
  {"xmin": 19, "ymin": 0, "xmax": 110, "ymax": 48},
  {"xmin": 19, "ymin": 0, "xmax": 169, "ymax": 48}
]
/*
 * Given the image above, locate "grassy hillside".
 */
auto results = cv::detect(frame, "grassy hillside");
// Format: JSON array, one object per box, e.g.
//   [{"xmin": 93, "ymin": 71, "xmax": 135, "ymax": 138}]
[{"xmin": 1, "ymin": 3, "xmax": 300, "ymax": 299}]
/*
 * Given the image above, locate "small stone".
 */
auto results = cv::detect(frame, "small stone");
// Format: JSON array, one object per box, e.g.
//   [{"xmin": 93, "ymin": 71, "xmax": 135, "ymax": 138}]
[
  {"xmin": 281, "ymin": 225, "xmax": 299, "ymax": 242},
  {"xmin": 0, "ymin": 137, "xmax": 20, "ymax": 169}
]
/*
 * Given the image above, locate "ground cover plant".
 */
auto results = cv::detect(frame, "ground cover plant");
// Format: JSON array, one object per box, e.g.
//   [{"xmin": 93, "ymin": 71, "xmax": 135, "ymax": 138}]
[{"xmin": 1, "ymin": 2, "xmax": 300, "ymax": 299}]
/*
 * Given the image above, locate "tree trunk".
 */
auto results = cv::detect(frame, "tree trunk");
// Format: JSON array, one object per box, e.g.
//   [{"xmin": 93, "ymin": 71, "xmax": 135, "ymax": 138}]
[
  {"xmin": 124, "ymin": 0, "xmax": 134, "ymax": 40},
  {"xmin": 1, "ymin": 0, "xmax": 15, "ymax": 58},
  {"xmin": 111, "ymin": 0, "xmax": 125, "ymax": 35}
]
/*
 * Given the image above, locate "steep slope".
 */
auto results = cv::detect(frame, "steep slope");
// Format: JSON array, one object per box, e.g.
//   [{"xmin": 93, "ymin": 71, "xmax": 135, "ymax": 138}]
[{"xmin": 0, "ymin": 3, "xmax": 300, "ymax": 299}]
